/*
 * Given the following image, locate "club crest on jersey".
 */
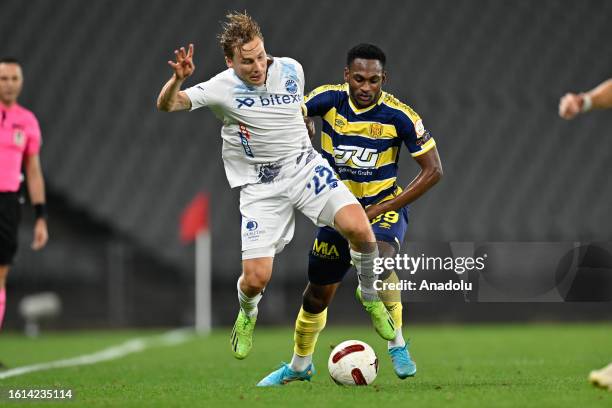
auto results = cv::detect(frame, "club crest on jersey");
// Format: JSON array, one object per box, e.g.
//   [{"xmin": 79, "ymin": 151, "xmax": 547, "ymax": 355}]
[
  {"xmin": 285, "ymin": 79, "xmax": 298, "ymax": 94},
  {"xmin": 13, "ymin": 129, "xmax": 25, "ymax": 147},
  {"xmin": 370, "ymin": 123, "xmax": 383, "ymax": 137}
]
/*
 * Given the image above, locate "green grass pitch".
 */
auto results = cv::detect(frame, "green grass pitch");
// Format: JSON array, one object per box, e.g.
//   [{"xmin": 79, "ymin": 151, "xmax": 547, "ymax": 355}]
[{"xmin": 0, "ymin": 323, "xmax": 611, "ymax": 407}]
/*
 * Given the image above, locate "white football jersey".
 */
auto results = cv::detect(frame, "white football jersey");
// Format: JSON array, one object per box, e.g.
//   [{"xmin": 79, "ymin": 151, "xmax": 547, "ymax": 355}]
[{"xmin": 184, "ymin": 57, "xmax": 312, "ymax": 187}]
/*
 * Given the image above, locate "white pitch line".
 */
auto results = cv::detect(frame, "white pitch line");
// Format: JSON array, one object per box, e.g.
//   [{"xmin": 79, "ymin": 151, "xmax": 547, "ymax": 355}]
[{"xmin": 0, "ymin": 328, "xmax": 194, "ymax": 380}]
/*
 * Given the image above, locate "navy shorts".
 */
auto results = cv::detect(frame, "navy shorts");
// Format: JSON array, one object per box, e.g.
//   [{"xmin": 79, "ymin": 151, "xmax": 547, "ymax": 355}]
[{"xmin": 308, "ymin": 206, "xmax": 409, "ymax": 285}]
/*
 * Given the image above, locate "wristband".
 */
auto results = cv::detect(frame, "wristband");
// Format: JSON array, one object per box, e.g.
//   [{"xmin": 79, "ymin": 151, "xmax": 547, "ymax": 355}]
[
  {"xmin": 34, "ymin": 203, "xmax": 48, "ymax": 220},
  {"xmin": 581, "ymin": 94, "xmax": 592, "ymax": 112}
]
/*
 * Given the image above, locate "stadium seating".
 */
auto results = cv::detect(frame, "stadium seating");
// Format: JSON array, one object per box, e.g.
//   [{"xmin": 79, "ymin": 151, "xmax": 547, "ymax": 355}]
[{"xmin": 2, "ymin": 1, "xmax": 611, "ymax": 325}]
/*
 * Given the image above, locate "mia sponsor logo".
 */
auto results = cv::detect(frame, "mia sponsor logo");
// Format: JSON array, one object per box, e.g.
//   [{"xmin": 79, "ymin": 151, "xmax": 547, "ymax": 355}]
[
  {"xmin": 312, "ymin": 238, "xmax": 340, "ymax": 259},
  {"xmin": 246, "ymin": 220, "xmax": 258, "ymax": 231}
]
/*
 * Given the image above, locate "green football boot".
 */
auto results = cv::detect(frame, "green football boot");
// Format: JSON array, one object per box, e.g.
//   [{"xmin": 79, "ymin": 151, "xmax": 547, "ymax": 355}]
[
  {"xmin": 230, "ymin": 309, "xmax": 256, "ymax": 359},
  {"xmin": 356, "ymin": 286, "xmax": 396, "ymax": 341}
]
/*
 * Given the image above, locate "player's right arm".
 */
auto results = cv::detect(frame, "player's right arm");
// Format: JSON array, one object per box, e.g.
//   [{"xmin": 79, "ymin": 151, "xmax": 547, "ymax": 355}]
[
  {"xmin": 559, "ymin": 78, "xmax": 612, "ymax": 120},
  {"xmin": 157, "ymin": 44, "xmax": 195, "ymax": 112}
]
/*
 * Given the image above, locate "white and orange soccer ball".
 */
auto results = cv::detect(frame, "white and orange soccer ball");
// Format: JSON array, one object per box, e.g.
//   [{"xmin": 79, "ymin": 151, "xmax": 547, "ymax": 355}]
[{"xmin": 328, "ymin": 340, "xmax": 378, "ymax": 386}]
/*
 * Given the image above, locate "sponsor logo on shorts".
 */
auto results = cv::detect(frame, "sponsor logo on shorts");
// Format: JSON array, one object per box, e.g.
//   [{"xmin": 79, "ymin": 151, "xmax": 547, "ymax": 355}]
[
  {"xmin": 242, "ymin": 219, "xmax": 266, "ymax": 243},
  {"xmin": 312, "ymin": 238, "xmax": 340, "ymax": 259}
]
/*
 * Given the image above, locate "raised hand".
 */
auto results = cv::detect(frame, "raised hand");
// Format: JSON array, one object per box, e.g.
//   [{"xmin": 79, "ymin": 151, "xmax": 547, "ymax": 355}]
[{"xmin": 168, "ymin": 44, "xmax": 195, "ymax": 80}]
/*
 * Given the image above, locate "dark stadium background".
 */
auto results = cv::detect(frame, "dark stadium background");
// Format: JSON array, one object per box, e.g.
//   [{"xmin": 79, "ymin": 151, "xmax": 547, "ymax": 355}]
[{"xmin": 2, "ymin": 0, "xmax": 611, "ymax": 329}]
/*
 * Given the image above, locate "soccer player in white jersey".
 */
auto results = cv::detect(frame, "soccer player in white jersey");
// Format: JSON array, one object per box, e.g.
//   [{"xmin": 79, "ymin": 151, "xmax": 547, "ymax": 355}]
[
  {"xmin": 559, "ymin": 78, "xmax": 612, "ymax": 391},
  {"xmin": 156, "ymin": 12, "xmax": 395, "ymax": 383}
]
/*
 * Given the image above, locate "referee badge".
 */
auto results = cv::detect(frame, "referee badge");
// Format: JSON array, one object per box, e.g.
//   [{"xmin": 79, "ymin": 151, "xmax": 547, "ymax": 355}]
[{"xmin": 13, "ymin": 129, "xmax": 25, "ymax": 147}]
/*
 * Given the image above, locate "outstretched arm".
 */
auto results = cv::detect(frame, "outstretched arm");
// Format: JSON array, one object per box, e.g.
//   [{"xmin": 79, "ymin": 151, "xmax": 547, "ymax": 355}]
[
  {"xmin": 157, "ymin": 44, "xmax": 195, "ymax": 112},
  {"xmin": 365, "ymin": 147, "xmax": 443, "ymax": 220},
  {"xmin": 559, "ymin": 78, "xmax": 612, "ymax": 120}
]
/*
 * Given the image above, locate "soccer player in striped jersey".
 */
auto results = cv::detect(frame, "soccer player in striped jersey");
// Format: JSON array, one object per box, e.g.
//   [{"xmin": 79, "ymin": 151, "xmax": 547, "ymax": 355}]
[{"xmin": 259, "ymin": 44, "xmax": 442, "ymax": 385}]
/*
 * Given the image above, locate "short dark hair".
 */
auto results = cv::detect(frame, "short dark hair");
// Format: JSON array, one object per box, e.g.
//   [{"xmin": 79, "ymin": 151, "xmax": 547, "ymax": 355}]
[
  {"xmin": 346, "ymin": 44, "xmax": 386, "ymax": 68},
  {"xmin": 0, "ymin": 57, "xmax": 20, "ymax": 65}
]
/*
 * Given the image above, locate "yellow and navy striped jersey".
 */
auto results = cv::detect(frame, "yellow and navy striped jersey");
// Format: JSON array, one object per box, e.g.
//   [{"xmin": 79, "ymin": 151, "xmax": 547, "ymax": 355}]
[{"xmin": 303, "ymin": 83, "xmax": 436, "ymax": 206}]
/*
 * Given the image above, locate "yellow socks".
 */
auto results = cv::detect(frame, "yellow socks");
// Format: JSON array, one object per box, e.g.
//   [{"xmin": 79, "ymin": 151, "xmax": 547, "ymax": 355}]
[
  {"xmin": 380, "ymin": 271, "xmax": 403, "ymax": 328},
  {"xmin": 290, "ymin": 307, "xmax": 327, "ymax": 371}
]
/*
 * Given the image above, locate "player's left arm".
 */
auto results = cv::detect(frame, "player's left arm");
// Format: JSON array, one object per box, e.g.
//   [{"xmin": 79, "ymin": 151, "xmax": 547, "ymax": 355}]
[
  {"xmin": 24, "ymin": 154, "xmax": 49, "ymax": 250},
  {"xmin": 365, "ymin": 147, "xmax": 442, "ymax": 219}
]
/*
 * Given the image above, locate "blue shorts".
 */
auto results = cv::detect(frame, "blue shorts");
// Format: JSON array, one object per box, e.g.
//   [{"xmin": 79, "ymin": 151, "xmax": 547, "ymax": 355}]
[{"xmin": 307, "ymin": 206, "xmax": 409, "ymax": 285}]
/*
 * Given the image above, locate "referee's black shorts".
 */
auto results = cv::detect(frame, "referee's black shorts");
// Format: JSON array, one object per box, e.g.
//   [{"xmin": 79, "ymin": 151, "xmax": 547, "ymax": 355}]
[{"xmin": 0, "ymin": 192, "xmax": 21, "ymax": 265}]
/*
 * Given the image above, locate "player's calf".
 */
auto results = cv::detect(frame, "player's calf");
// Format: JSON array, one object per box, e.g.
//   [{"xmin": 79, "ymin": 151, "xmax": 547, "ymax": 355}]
[
  {"xmin": 302, "ymin": 282, "xmax": 338, "ymax": 314},
  {"xmin": 231, "ymin": 258, "xmax": 272, "ymax": 359},
  {"xmin": 240, "ymin": 257, "xmax": 273, "ymax": 296}
]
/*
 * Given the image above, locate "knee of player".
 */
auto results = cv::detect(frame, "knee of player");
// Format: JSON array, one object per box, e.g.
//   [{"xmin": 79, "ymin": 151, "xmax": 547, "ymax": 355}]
[
  {"xmin": 302, "ymin": 291, "xmax": 329, "ymax": 314},
  {"xmin": 341, "ymin": 220, "xmax": 374, "ymax": 245}
]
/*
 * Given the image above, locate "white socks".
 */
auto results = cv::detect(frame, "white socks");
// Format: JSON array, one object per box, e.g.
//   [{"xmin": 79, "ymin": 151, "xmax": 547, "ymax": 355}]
[
  {"xmin": 350, "ymin": 248, "xmax": 380, "ymax": 300},
  {"xmin": 237, "ymin": 278, "xmax": 262, "ymax": 318},
  {"xmin": 388, "ymin": 328, "xmax": 406, "ymax": 349},
  {"xmin": 290, "ymin": 353, "xmax": 313, "ymax": 372}
]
